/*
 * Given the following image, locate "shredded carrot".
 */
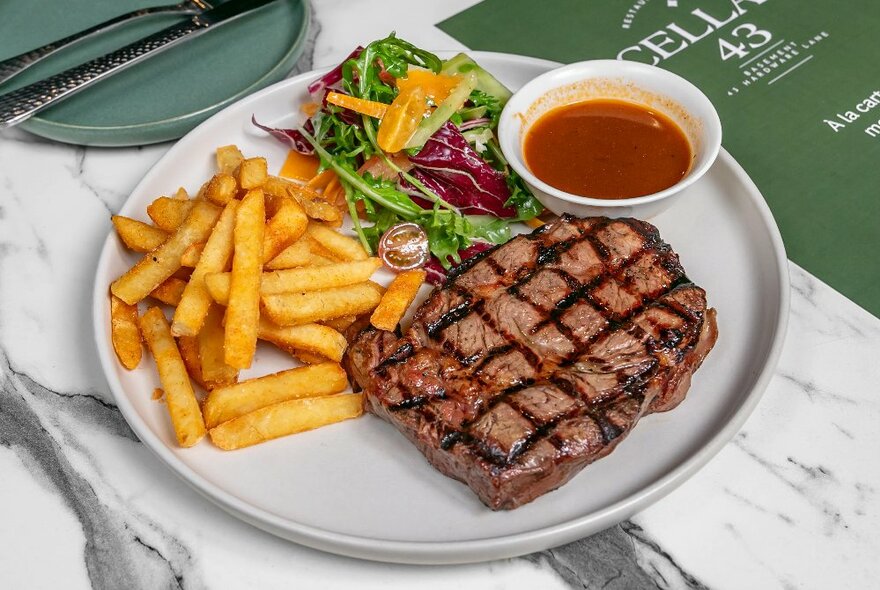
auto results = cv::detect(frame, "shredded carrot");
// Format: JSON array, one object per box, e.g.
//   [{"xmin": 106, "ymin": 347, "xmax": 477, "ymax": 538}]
[
  {"xmin": 524, "ymin": 217, "xmax": 546, "ymax": 229},
  {"xmin": 326, "ymin": 92, "xmax": 388, "ymax": 119},
  {"xmin": 307, "ymin": 168, "xmax": 336, "ymax": 189},
  {"xmin": 300, "ymin": 101, "xmax": 321, "ymax": 117},
  {"xmin": 279, "ymin": 150, "xmax": 320, "ymax": 181}
]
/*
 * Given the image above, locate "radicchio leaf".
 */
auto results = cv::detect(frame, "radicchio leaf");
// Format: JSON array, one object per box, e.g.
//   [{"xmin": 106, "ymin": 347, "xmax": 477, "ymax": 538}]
[
  {"xmin": 424, "ymin": 241, "xmax": 494, "ymax": 285},
  {"xmin": 408, "ymin": 121, "xmax": 515, "ymax": 217},
  {"xmin": 458, "ymin": 117, "xmax": 491, "ymax": 131},
  {"xmin": 252, "ymin": 116, "xmax": 315, "ymax": 155},
  {"xmin": 307, "ymin": 46, "xmax": 363, "ymax": 96}
]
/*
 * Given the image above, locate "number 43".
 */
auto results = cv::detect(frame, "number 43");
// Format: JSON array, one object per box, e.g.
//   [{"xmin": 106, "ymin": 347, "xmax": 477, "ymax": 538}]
[{"xmin": 719, "ymin": 23, "xmax": 772, "ymax": 61}]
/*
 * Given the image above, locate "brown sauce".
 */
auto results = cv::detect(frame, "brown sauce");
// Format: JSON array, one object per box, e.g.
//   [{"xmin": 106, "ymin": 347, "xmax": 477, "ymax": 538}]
[{"xmin": 523, "ymin": 99, "xmax": 692, "ymax": 200}]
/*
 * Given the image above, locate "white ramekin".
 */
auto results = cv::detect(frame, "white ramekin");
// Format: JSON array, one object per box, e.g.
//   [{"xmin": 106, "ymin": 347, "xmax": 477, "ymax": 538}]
[{"xmin": 499, "ymin": 60, "xmax": 722, "ymax": 219}]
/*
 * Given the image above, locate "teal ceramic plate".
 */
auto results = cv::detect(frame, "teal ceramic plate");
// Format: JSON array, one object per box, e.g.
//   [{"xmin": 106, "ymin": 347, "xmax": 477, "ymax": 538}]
[{"xmin": 0, "ymin": 0, "xmax": 309, "ymax": 146}]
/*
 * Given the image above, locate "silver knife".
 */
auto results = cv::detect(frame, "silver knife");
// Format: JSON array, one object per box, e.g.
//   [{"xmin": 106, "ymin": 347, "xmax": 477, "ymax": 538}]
[
  {"xmin": 0, "ymin": 0, "xmax": 278, "ymax": 130},
  {"xmin": 0, "ymin": 0, "xmax": 216, "ymax": 86}
]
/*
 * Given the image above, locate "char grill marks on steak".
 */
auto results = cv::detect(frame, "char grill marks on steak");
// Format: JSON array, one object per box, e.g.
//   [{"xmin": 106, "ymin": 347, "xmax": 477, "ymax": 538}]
[{"xmin": 346, "ymin": 215, "xmax": 718, "ymax": 510}]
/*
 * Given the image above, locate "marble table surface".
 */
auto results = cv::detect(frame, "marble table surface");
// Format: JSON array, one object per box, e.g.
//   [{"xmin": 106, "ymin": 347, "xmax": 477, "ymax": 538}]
[{"xmin": 1, "ymin": 1, "xmax": 877, "ymax": 588}]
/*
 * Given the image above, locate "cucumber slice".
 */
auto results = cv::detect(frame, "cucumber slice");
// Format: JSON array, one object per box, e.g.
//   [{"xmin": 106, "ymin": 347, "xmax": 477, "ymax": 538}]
[{"xmin": 441, "ymin": 53, "xmax": 513, "ymax": 105}]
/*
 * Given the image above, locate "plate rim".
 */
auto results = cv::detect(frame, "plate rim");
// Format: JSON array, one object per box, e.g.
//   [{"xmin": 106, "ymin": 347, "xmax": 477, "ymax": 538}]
[
  {"xmin": 19, "ymin": 0, "xmax": 311, "ymax": 144},
  {"xmin": 92, "ymin": 52, "xmax": 790, "ymax": 564}
]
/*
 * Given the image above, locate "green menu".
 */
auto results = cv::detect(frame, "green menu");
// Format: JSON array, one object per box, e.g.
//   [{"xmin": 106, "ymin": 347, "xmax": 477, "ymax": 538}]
[{"xmin": 440, "ymin": 0, "xmax": 880, "ymax": 317}]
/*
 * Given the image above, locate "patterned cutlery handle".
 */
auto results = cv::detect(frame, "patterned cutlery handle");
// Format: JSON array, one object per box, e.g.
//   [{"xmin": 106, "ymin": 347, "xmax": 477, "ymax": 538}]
[
  {"xmin": 0, "ymin": 4, "xmax": 198, "ymax": 86},
  {"xmin": 0, "ymin": 19, "xmax": 208, "ymax": 129}
]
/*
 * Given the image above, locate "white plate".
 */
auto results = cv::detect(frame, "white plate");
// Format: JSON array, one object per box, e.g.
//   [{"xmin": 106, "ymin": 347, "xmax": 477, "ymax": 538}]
[{"xmin": 92, "ymin": 53, "xmax": 789, "ymax": 564}]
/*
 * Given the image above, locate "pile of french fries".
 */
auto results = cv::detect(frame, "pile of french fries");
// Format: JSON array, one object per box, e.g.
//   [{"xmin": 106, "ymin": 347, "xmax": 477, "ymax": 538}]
[{"xmin": 108, "ymin": 145, "xmax": 426, "ymax": 450}]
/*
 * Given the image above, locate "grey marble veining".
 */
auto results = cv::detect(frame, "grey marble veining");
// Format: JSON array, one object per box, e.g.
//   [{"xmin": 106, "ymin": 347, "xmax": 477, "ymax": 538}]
[{"xmin": 0, "ymin": 349, "xmax": 201, "ymax": 590}]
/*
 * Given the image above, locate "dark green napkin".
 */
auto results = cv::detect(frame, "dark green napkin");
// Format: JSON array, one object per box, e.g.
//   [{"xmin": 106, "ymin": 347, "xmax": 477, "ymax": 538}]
[{"xmin": 441, "ymin": 0, "xmax": 880, "ymax": 317}]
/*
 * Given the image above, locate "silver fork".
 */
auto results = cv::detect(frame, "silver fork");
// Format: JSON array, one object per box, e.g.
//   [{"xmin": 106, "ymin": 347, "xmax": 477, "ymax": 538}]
[{"xmin": 0, "ymin": 0, "xmax": 213, "ymax": 85}]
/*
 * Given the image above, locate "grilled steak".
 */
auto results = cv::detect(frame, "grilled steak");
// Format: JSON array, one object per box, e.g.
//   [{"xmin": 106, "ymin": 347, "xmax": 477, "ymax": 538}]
[{"xmin": 346, "ymin": 215, "xmax": 718, "ymax": 510}]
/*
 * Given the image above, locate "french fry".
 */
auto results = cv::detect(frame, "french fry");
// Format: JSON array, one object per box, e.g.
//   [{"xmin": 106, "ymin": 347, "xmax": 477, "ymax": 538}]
[
  {"xmin": 216, "ymin": 145, "xmax": 244, "ymax": 175},
  {"xmin": 258, "ymin": 319, "xmax": 348, "ymax": 362},
  {"xmin": 198, "ymin": 304, "xmax": 238, "ymax": 389},
  {"xmin": 205, "ymin": 258, "xmax": 381, "ymax": 304},
  {"xmin": 112, "ymin": 216, "xmax": 168, "ymax": 252},
  {"xmin": 224, "ymin": 189, "xmax": 264, "ymax": 369},
  {"xmin": 262, "ymin": 282, "xmax": 384, "ymax": 326},
  {"xmin": 174, "ymin": 187, "xmax": 189, "ymax": 200},
  {"xmin": 110, "ymin": 294, "xmax": 141, "ymax": 370},
  {"xmin": 111, "ymin": 201, "xmax": 220, "ymax": 304},
  {"xmin": 305, "ymin": 223, "xmax": 368, "ymax": 261},
  {"xmin": 149, "ymin": 277, "xmax": 188, "ymax": 306},
  {"xmin": 292, "ymin": 351, "xmax": 329, "ymax": 364},
  {"xmin": 152, "ymin": 388, "xmax": 164, "ymax": 400},
  {"xmin": 172, "ymin": 200, "xmax": 239, "ymax": 337},
  {"xmin": 307, "ymin": 239, "xmax": 345, "ymax": 262},
  {"xmin": 203, "ymin": 362, "xmax": 348, "ymax": 428},
  {"xmin": 180, "ymin": 242, "xmax": 205, "ymax": 267},
  {"xmin": 177, "ymin": 335, "xmax": 206, "ymax": 390},
  {"xmin": 139, "ymin": 307, "xmax": 206, "ymax": 447},
  {"xmin": 262, "ymin": 197, "xmax": 308, "ymax": 263},
  {"xmin": 308, "ymin": 253, "xmax": 336, "ymax": 266},
  {"xmin": 321, "ymin": 315, "xmax": 357, "ymax": 332},
  {"xmin": 204, "ymin": 173, "xmax": 238, "ymax": 206},
  {"xmin": 370, "ymin": 269, "xmax": 426, "ymax": 331},
  {"xmin": 209, "ymin": 393, "xmax": 363, "ymax": 450},
  {"xmin": 147, "ymin": 196, "xmax": 196, "ymax": 231},
  {"xmin": 265, "ymin": 239, "xmax": 311, "ymax": 270},
  {"xmin": 235, "ymin": 157, "xmax": 268, "ymax": 190}
]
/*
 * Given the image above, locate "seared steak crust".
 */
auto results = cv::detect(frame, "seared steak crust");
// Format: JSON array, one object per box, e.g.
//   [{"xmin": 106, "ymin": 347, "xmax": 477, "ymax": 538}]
[{"xmin": 346, "ymin": 215, "xmax": 718, "ymax": 510}]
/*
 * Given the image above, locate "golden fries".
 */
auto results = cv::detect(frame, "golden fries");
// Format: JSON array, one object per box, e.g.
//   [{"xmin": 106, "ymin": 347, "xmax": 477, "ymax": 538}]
[
  {"xmin": 203, "ymin": 362, "xmax": 348, "ymax": 428},
  {"xmin": 110, "ymin": 294, "xmax": 141, "ymax": 370},
  {"xmin": 321, "ymin": 315, "xmax": 357, "ymax": 332},
  {"xmin": 149, "ymin": 277, "xmax": 188, "ymax": 306},
  {"xmin": 258, "ymin": 319, "xmax": 348, "ymax": 362},
  {"xmin": 235, "ymin": 157, "xmax": 268, "ymax": 189},
  {"xmin": 139, "ymin": 307, "xmax": 206, "ymax": 447},
  {"xmin": 224, "ymin": 189, "xmax": 264, "ymax": 369},
  {"xmin": 370, "ymin": 269, "xmax": 426, "ymax": 331},
  {"xmin": 172, "ymin": 200, "xmax": 238, "ymax": 337},
  {"xmin": 263, "ymin": 282, "xmax": 384, "ymax": 326},
  {"xmin": 265, "ymin": 239, "xmax": 311, "ymax": 270},
  {"xmin": 209, "ymin": 393, "xmax": 363, "ymax": 450},
  {"xmin": 216, "ymin": 145, "xmax": 244, "ymax": 175},
  {"xmin": 147, "ymin": 196, "xmax": 196, "ymax": 231},
  {"xmin": 306, "ymin": 223, "xmax": 368, "ymax": 261},
  {"xmin": 198, "ymin": 304, "xmax": 238, "ymax": 389},
  {"xmin": 108, "ymin": 145, "xmax": 435, "ymax": 450},
  {"xmin": 262, "ymin": 197, "xmax": 308, "ymax": 263},
  {"xmin": 205, "ymin": 258, "xmax": 381, "ymax": 304},
  {"xmin": 112, "ymin": 201, "xmax": 220, "ymax": 304},
  {"xmin": 292, "ymin": 350, "xmax": 329, "ymax": 364},
  {"xmin": 112, "ymin": 216, "xmax": 168, "ymax": 252},
  {"xmin": 180, "ymin": 242, "xmax": 204, "ymax": 267},
  {"xmin": 177, "ymin": 335, "xmax": 206, "ymax": 390},
  {"xmin": 204, "ymin": 173, "xmax": 238, "ymax": 206}
]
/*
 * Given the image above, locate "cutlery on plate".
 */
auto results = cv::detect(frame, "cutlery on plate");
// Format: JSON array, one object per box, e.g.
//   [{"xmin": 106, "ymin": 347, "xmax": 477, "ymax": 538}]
[
  {"xmin": 0, "ymin": 0, "xmax": 216, "ymax": 86},
  {"xmin": 0, "ymin": 0, "xmax": 277, "ymax": 130}
]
